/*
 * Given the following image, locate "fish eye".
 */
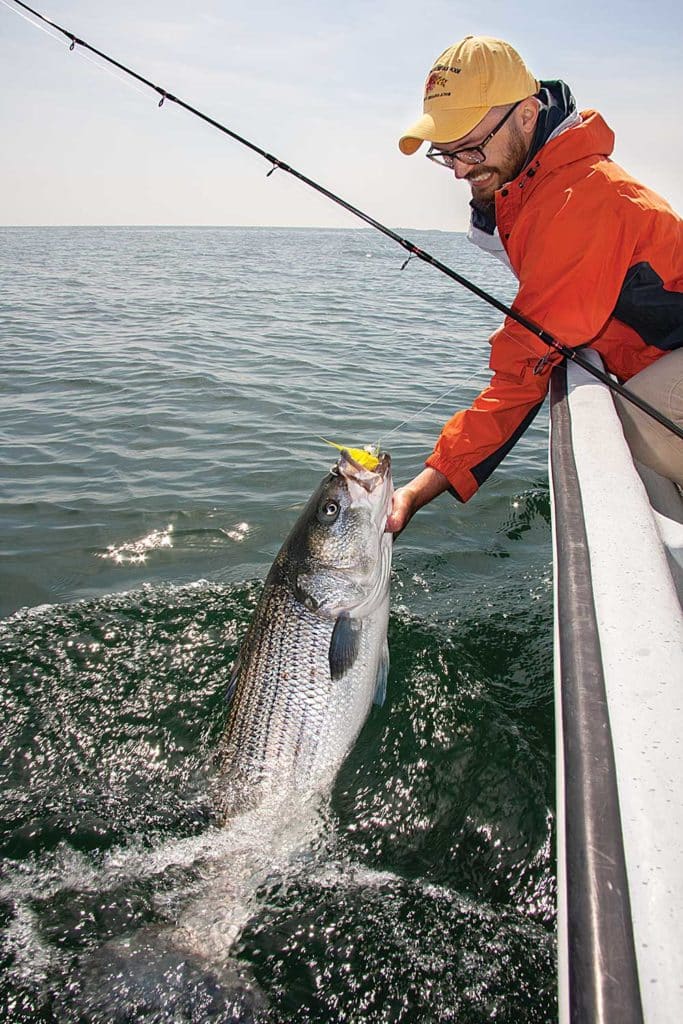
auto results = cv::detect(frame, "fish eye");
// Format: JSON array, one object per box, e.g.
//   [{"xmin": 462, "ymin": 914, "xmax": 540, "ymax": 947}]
[{"xmin": 317, "ymin": 499, "xmax": 340, "ymax": 524}]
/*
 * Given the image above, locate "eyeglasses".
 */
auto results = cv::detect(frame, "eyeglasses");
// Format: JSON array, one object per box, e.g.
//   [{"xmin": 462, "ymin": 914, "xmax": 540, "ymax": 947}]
[{"xmin": 426, "ymin": 101, "xmax": 521, "ymax": 168}]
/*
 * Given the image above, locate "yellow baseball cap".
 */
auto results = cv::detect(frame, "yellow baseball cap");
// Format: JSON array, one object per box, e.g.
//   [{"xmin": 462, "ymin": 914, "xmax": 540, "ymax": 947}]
[{"xmin": 399, "ymin": 36, "xmax": 539, "ymax": 155}]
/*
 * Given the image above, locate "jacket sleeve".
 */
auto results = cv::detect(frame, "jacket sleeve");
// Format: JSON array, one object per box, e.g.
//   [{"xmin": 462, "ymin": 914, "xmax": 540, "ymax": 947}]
[{"xmin": 426, "ymin": 173, "xmax": 641, "ymax": 501}]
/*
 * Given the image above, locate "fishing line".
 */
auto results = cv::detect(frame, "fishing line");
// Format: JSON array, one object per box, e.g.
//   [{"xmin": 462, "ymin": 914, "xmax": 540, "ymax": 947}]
[
  {"xmin": 380, "ymin": 376, "xmax": 485, "ymax": 446},
  {"xmin": 0, "ymin": 0, "xmax": 152, "ymax": 101},
  {"xmin": 64, "ymin": 46, "xmax": 153, "ymax": 104},
  {"xmin": 5, "ymin": 0, "xmax": 683, "ymax": 444},
  {"xmin": 2, "ymin": 0, "xmax": 60, "ymax": 45}
]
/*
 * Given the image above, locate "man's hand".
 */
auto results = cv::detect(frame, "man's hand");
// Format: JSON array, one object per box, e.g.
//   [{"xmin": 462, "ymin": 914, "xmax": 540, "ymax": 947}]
[{"xmin": 385, "ymin": 467, "xmax": 450, "ymax": 535}]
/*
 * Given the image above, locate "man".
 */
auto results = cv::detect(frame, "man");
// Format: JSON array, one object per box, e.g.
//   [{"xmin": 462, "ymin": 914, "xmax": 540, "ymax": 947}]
[{"xmin": 386, "ymin": 35, "xmax": 683, "ymax": 534}]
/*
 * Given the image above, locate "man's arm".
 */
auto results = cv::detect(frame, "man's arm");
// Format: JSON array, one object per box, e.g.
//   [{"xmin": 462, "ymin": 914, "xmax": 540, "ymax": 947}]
[{"xmin": 387, "ymin": 166, "xmax": 645, "ymax": 532}]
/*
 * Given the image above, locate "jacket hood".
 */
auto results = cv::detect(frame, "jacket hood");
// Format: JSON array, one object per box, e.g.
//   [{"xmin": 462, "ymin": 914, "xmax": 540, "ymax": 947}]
[
  {"xmin": 526, "ymin": 81, "xmax": 579, "ymax": 164},
  {"xmin": 529, "ymin": 108, "xmax": 615, "ymax": 175}
]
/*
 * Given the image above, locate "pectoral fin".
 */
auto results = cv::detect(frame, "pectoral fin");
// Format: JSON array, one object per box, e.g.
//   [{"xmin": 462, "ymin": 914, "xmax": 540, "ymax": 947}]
[
  {"xmin": 373, "ymin": 640, "xmax": 390, "ymax": 706},
  {"xmin": 328, "ymin": 615, "xmax": 362, "ymax": 680}
]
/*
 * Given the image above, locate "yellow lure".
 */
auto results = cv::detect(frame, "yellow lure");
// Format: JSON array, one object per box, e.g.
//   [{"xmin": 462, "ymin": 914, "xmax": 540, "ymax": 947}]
[{"xmin": 321, "ymin": 438, "xmax": 380, "ymax": 471}]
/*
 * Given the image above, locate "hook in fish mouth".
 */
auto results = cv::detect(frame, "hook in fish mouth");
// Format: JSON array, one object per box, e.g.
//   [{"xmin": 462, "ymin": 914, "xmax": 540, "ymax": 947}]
[{"xmin": 334, "ymin": 449, "xmax": 391, "ymax": 492}]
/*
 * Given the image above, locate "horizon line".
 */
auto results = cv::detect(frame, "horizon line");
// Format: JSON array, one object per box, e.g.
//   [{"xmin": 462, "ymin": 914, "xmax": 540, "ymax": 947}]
[{"xmin": 0, "ymin": 223, "xmax": 458, "ymax": 232}]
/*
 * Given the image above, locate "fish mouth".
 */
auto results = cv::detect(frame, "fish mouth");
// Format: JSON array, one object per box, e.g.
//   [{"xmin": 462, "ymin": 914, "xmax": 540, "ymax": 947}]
[{"xmin": 335, "ymin": 450, "xmax": 391, "ymax": 492}]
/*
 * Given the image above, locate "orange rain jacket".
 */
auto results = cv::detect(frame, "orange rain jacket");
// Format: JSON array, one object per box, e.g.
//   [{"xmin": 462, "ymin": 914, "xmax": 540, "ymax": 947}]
[{"xmin": 425, "ymin": 110, "xmax": 683, "ymax": 502}]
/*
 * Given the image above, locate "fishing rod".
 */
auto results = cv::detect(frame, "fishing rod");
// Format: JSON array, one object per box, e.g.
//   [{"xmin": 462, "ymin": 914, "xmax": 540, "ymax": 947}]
[{"xmin": 7, "ymin": 0, "xmax": 683, "ymax": 443}]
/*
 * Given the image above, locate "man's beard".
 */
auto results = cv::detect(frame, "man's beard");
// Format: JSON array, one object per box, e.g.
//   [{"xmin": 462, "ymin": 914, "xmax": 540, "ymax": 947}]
[{"xmin": 469, "ymin": 127, "xmax": 529, "ymax": 217}]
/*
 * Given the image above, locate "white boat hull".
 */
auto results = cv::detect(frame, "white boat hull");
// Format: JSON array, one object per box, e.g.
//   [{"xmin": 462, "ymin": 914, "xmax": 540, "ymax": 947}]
[{"xmin": 550, "ymin": 351, "xmax": 683, "ymax": 1024}]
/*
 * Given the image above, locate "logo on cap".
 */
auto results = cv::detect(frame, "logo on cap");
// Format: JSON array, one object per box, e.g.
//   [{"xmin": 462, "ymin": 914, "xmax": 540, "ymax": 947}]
[{"xmin": 424, "ymin": 72, "xmax": 449, "ymax": 97}]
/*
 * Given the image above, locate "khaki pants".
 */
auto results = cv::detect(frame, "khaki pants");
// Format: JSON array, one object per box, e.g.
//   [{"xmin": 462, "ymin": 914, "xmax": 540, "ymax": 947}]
[{"xmin": 613, "ymin": 348, "xmax": 683, "ymax": 486}]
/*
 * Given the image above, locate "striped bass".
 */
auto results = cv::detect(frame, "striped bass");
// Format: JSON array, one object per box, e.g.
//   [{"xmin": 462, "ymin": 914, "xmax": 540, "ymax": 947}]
[
  {"xmin": 75, "ymin": 451, "xmax": 394, "ymax": 1014},
  {"xmin": 217, "ymin": 448, "xmax": 393, "ymax": 818}
]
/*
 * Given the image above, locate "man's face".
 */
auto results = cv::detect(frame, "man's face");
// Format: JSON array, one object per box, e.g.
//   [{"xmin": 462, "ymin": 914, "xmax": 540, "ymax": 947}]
[{"xmin": 435, "ymin": 105, "xmax": 531, "ymax": 213}]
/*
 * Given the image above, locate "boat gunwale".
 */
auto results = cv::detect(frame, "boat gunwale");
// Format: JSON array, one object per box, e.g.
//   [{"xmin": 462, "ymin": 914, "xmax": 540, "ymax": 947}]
[{"xmin": 550, "ymin": 362, "xmax": 644, "ymax": 1024}]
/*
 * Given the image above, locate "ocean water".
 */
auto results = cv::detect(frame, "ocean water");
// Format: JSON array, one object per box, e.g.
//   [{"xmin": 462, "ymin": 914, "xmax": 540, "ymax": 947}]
[{"xmin": 0, "ymin": 227, "xmax": 555, "ymax": 1022}]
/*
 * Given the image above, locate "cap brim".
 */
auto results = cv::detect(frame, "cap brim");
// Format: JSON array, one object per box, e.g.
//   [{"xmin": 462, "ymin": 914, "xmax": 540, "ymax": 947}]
[
  {"xmin": 398, "ymin": 113, "xmax": 437, "ymax": 155},
  {"xmin": 398, "ymin": 134, "xmax": 426, "ymax": 156},
  {"xmin": 398, "ymin": 105, "xmax": 492, "ymax": 155}
]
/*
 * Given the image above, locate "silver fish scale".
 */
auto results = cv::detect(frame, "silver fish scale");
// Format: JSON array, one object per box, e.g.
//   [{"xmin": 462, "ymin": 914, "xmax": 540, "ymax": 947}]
[{"xmin": 218, "ymin": 578, "xmax": 388, "ymax": 817}]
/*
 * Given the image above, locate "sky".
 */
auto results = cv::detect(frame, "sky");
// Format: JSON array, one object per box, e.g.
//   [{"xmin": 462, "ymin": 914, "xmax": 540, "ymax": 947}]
[{"xmin": 1, "ymin": 0, "xmax": 681, "ymax": 230}]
